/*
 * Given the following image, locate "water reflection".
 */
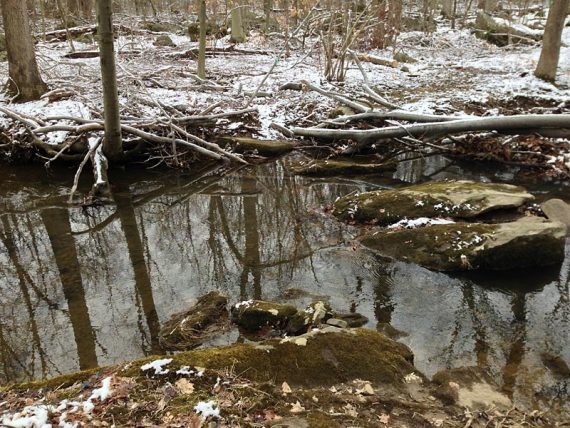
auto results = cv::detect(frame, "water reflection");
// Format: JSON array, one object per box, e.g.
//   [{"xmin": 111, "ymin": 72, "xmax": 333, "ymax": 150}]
[{"xmin": 0, "ymin": 160, "xmax": 568, "ymax": 411}]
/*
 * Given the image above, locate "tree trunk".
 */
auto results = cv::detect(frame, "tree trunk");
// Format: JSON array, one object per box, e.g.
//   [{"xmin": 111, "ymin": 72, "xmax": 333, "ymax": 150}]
[
  {"xmin": 96, "ymin": 0, "xmax": 123, "ymax": 162},
  {"xmin": 197, "ymin": 0, "xmax": 207, "ymax": 78},
  {"xmin": 534, "ymin": 0, "xmax": 570, "ymax": 82},
  {"xmin": 230, "ymin": 4, "xmax": 246, "ymax": 43},
  {"xmin": 0, "ymin": 0, "xmax": 48, "ymax": 101}
]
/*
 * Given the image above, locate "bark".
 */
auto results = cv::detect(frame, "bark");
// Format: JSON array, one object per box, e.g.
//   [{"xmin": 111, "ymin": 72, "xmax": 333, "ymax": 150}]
[
  {"xmin": 96, "ymin": 0, "xmax": 124, "ymax": 163},
  {"xmin": 1, "ymin": 0, "xmax": 48, "ymax": 101},
  {"xmin": 197, "ymin": 0, "xmax": 207, "ymax": 79},
  {"xmin": 534, "ymin": 0, "xmax": 570, "ymax": 82},
  {"xmin": 230, "ymin": 5, "xmax": 246, "ymax": 43},
  {"xmin": 287, "ymin": 114, "xmax": 570, "ymax": 144}
]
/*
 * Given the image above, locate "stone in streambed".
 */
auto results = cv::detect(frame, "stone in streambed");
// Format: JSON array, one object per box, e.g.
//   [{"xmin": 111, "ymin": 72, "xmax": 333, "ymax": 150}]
[
  {"xmin": 360, "ymin": 216, "xmax": 565, "ymax": 271},
  {"xmin": 159, "ymin": 291, "xmax": 229, "ymax": 350},
  {"xmin": 231, "ymin": 300, "xmax": 298, "ymax": 332},
  {"xmin": 291, "ymin": 157, "xmax": 396, "ymax": 177},
  {"xmin": 541, "ymin": 198, "xmax": 570, "ymax": 235},
  {"xmin": 333, "ymin": 180, "xmax": 534, "ymax": 225}
]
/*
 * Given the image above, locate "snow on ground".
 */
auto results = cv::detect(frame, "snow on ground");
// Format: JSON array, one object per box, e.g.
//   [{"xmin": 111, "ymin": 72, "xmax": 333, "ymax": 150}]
[{"xmin": 0, "ymin": 18, "xmax": 568, "ymax": 142}]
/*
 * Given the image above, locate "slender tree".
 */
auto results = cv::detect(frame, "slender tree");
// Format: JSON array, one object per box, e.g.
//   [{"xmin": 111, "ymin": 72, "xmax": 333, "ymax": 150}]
[
  {"xmin": 96, "ymin": 0, "xmax": 123, "ymax": 162},
  {"xmin": 197, "ymin": 0, "xmax": 207, "ymax": 78},
  {"xmin": 534, "ymin": 0, "xmax": 570, "ymax": 82},
  {"xmin": 1, "ymin": 0, "xmax": 48, "ymax": 101}
]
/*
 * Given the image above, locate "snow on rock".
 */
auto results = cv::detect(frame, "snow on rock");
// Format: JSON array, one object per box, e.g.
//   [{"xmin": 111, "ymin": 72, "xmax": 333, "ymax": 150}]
[
  {"xmin": 194, "ymin": 400, "xmax": 220, "ymax": 419},
  {"xmin": 388, "ymin": 217, "xmax": 456, "ymax": 229},
  {"xmin": 141, "ymin": 358, "xmax": 173, "ymax": 375}
]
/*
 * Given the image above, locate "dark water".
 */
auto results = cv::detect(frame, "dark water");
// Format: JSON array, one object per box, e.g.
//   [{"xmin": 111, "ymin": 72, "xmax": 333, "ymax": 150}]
[{"xmin": 0, "ymin": 157, "xmax": 568, "ymax": 411}]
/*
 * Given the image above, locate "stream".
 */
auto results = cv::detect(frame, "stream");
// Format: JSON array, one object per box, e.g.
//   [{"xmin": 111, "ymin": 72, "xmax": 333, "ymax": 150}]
[{"xmin": 0, "ymin": 157, "xmax": 568, "ymax": 411}]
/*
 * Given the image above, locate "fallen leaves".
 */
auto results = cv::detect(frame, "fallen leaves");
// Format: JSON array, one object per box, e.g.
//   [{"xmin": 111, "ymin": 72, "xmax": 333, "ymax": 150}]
[{"xmin": 175, "ymin": 378, "xmax": 194, "ymax": 395}]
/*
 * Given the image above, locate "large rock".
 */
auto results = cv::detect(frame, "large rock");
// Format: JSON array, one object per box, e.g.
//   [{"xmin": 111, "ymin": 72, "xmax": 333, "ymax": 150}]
[
  {"xmin": 360, "ymin": 216, "xmax": 566, "ymax": 271},
  {"xmin": 475, "ymin": 11, "xmax": 542, "ymax": 46},
  {"xmin": 333, "ymin": 181, "xmax": 534, "ymax": 226},
  {"xmin": 231, "ymin": 300, "xmax": 298, "ymax": 331},
  {"xmin": 133, "ymin": 328, "xmax": 416, "ymax": 386},
  {"xmin": 541, "ymin": 198, "xmax": 570, "ymax": 235},
  {"xmin": 159, "ymin": 291, "xmax": 229, "ymax": 350}
]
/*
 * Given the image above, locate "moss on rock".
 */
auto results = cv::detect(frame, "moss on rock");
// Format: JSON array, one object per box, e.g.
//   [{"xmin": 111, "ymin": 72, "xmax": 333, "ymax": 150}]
[
  {"xmin": 126, "ymin": 328, "xmax": 415, "ymax": 387},
  {"xmin": 333, "ymin": 180, "xmax": 534, "ymax": 225},
  {"xmin": 360, "ymin": 217, "xmax": 565, "ymax": 271},
  {"xmin": 159, "ymin": 291, "xmax": 229, "ymax": 350},
  {"xmin": 231, "ymin": 300, "xmax": 298, "ymax": 331}
]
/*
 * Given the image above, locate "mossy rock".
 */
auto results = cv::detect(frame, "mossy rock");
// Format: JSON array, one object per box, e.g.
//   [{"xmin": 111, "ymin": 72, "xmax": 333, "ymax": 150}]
[
  {"xmin": 286, "ymin": 301, "xmax": 333, "ymax": 334},
  {"xmin": 220, "ymin": 137, "xmax": 295, "ymax": 157},
  {"xmin": 159, "ymin": 291, "xmax": 229, "ymax": 350},
  {"xmin": 153, "ymin": 34, "xmax": 176, "ymax": 47},
  {"xmin": 393, "ymin": 51, "xmax": 417, "ymax": 63},
  {"xmin": 291, "ymin": 157, "xmax": 396, "ymax": 177},
  {"xmin": 126, "ymin": 328, "xmax": 415, "ymax": 387},
  {"xmin": 331, "ymin": 312, "xmax": 368, "ymax": 327},
  {"xmin": 142, "ymin": 21, "xmax": 171, "ymax": 32},
  {"xmin": 360, "ymin": 217, "xmax": 566, "ymax": 271},
  {"xmin": 0, "ymin": 33, "xmax": 6, "ymax": 51},
  {"xmin": 333, "ymin": 180, "xmax": 534, "ymax": 225},
  {"xmin": 231, "ymin": 300, "xmax": 298, "ymax": 331}
]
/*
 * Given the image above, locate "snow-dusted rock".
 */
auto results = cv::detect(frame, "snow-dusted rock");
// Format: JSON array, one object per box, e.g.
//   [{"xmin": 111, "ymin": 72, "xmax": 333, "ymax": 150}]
[
  {"xmin": 360, "ymin": 216, "xmax": 566, "ymax": 271},
  {"xmin": 333, "ymin": 180, "xmax": 534, "ymax": 226}
]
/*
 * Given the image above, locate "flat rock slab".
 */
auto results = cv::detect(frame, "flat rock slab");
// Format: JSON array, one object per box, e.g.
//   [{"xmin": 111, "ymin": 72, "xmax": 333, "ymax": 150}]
[
  {"xmin": 334, "ymin": 180, "xmax": 534, "ymax": 225},
  {"xmin": 360, "ymin": 217, "xmax": 566, "ymax": 271},
  {"xmin": 541, "ymin": 198, "xmax": 570, "ymax": 235}
]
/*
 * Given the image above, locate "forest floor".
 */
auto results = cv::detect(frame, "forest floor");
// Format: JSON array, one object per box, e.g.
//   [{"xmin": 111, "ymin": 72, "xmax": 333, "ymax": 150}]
[{"xmin": 0, "ymin": 14, "xmax": 569, "ymax": 176}]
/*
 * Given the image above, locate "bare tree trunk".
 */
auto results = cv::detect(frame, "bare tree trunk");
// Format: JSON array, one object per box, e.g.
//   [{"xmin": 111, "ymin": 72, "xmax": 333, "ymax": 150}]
[
  {"xmin": 1, "ymin": 0, "xmax": 48, "ymax": 101},
  {"xmin": 96, "ymin": 0, "xmax": 123, "ymax": 162},
  {"xmin": 197, "ymin": 0, "xmax": 207, "ymax": 78},
  {"xmin": 534, "ymin": 0, "xmax": 570, "ymax": 82},
  {"xmin": 230, "ymin": 2, "xmax": 246, "ymax": 43}
]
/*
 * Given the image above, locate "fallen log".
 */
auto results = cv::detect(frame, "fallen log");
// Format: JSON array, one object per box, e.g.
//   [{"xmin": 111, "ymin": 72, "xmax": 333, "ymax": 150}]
[
  {"xmin": 285, "ymin": 114, "xmax": 570, "ymax": 144},
  {"xmin": 37, "ymin": 24, "xmax": 133, "ymax": 42}
]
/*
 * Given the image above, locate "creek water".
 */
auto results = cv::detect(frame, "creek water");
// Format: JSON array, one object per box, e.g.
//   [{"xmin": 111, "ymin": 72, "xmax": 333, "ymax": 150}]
[{"xmin": 0, "ymin": 157, "xmax": 568, "ymax": 411}]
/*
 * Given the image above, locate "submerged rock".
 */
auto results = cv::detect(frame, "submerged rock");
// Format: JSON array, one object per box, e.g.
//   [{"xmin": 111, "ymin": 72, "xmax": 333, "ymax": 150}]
[
  {"xmin": 231, "ymin": 300, "xmax": 298, "ymax": 332},
  {"xmin": 541, "ymin": 198, "xmax": 570, "ymax": 235},
  {"xmin": 219, "ymin": 137, "xmax": 295, "ymax": 157},
  {"xmin": 333, "ymin": 180, "xmax": 534, "ymax": 225},
  {"xmin": 159, "ymin": 291, "xmax": 229, "ymax": 350},
  {"xmin": 291, "ymin": 157, "xmax": 396, "ymax": 177},
  {"xmin": 360, "ymin": 216, "xmax": 566, "ymax": 271},
  {"xmin": 332, "ymin": 312, "xmax": 369, "ymax": 327},
  {"xmin": 432, "ymin": 367, "xmax": 511, "ymax": 410}
]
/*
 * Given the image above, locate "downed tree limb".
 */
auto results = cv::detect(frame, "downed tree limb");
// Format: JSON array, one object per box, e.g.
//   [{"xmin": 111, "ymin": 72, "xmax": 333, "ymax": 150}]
[
  {"xmin": 284, "ymin": 114, "xmax": 570, "ymax": 144},
  {"xmin": 37, "ymin": 24, "xmax": 133, "ymax": 42},
  {"xmin": 355, "ymin": 53, "xmax": 399, "ymax": 68},
  {"xmin": 319, "ymin": 111, "xmax": 467, "ymax": 127},
  {"xmin": 0, "ymin": 107, "xmax": 248, "ymax": 164}
]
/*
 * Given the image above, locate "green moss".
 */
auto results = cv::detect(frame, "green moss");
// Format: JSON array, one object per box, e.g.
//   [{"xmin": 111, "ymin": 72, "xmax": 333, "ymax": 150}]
[
  {"xmin": 3, "ymin": 367, "xmax": 102, "ymax": 392},
  {"xmin": 333, "ymin": 180, "xmax": 533, "ymax": 225},
  {"xmin": 154, "ymin": 34, "xmax": 175, "ymax": 47},
  {"xmin": 360, "ymin": 223, "xmax": 494, "ymax": 271},
  {"xmin": 231, "ymin": 300, "xmax": 298, "ymax": 331},
  {"xmin": 159, "ymin": 291, "xmax": 228, "ymax": 350},
  {"xmin": 124, "ymin": 329, "xmax": 414, "ymax": 387},
  {"xmin": 142, "ymin": 21, "xmax": 171, "ymax": 32},
  {"xmin": 308, "ymin": 411, "xmax": 342, "ymax": 428}
]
